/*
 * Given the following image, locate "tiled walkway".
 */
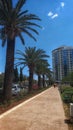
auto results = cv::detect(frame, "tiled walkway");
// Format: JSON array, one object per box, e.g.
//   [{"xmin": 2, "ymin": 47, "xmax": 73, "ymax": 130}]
[{"xmin": 0, "ymin": 87, "xmax": 68, "ymax": 130}]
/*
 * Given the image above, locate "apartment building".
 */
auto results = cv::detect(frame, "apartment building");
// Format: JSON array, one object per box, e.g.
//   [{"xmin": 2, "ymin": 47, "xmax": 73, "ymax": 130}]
[{"xmin": 52, "ymin": 46, "xmax": 73, "ymax": 81}]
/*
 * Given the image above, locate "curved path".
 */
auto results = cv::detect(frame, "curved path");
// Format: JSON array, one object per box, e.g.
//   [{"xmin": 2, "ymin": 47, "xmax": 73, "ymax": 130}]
[{"xmin": 0, "ymin": 87, "xmax": 68, "ymax": 130}]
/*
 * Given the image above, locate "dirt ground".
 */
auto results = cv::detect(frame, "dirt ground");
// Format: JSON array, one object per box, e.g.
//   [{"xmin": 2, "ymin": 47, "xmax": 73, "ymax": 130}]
[{"xmin": 0, "ymin": 87, "xmax": 68, "ymax": 130}]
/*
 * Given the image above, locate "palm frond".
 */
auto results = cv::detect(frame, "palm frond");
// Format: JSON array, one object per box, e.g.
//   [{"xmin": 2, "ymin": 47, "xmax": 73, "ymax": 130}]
[
  {"xmin": 17, "ymin": 10, "xmax": 28, "ymax": 17},
  {"xmin": 1, "ymin": 0, "xmax": 7, "ymax": 10},
  {"xmin": 16, "ymin": 50, "xmax": 25, "ymax": 57},
  {"xmin": 21, "ymin": 28, "xmax": 37, "ymax": 41},
  {"xmin": 15, "ymin": 62, "xmax": 26, "ymax": 67},
  {"xmin": 0, "ymin": 9, "xmax": 9, "ymax": 22},
  {"xmin": 25, "ymin": 27, "xmax": 39, "ymax": 35},
  {"xmin": 18, "ymin": 32, "xmax": 25, "ymax": 45},
  {"xmin": 17, "ymin": 21, "xmax": 41, "ymax": 28},
  {"xmin": 18, "ymin": 14, "xmax": 41, "ymax": 21},
  {"xmin": 0, "ymin": 0, "xmax": 41, "ymax": 44},
  {"xmin": 15, "ymin": 0, "xmax": 26, "ymax": 13},
  {"xmin": 16, "ymin": 14, "xmax": 41, "ymax": 26},
  {"xmin": 4, "ymin": 0, "xmax": 13, "ymax": 11},
  {"xmin": 16, "ymin": 58, "xmax": 25, "ymax": 61}
]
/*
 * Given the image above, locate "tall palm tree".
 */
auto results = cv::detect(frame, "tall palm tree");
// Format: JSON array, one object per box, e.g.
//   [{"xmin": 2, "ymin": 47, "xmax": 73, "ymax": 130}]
[
  {"xmin": 46, "ymin": 69, "xmax": 54, "ymax": 85},
  {"xmin": 16, "ymin": 47, "xmax": 49, "ymax": 91},
  {"xmin": 42, "ymin": 67, "xmax": 50, "ymax": 87},
  {"xmin": 0, "ymin": 0, "xmax": 41, "ymax": 101},
  {"xmin": 35, "ymin": 60, "xmax": 49, "ymax": 88}
]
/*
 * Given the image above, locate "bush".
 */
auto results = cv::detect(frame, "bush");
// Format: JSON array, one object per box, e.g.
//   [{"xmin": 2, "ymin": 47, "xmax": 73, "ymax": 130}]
[
  {"xmin": 61, "ymin": 87, "xmax": 73, "ymax": 103},
  {"xmin": 59, "ymin": 85, "xmax": 71, "ymax": 93}
]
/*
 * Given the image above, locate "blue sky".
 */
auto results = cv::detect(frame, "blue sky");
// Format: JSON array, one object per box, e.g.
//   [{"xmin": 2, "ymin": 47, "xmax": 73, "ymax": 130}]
[{"xmin": 0, "ymin": 0, "xmax": 73, "ymax": 75}]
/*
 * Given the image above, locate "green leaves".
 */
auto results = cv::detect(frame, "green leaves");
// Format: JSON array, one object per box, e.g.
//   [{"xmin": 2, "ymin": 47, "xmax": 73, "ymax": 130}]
[
  {"xmin": 16, "ymin": 47, "xmax": 49, "ymax": 73},
  {"xmin": 15, "ymin": 0, "xmax": 26, "ymax": 13},
  {"xmin": 0, "ymin": 0, "xmax": 41, "ymax": 45},
  {"xmin": 18, "ymin": 33, "xmax": 25, "ymax": 45}
]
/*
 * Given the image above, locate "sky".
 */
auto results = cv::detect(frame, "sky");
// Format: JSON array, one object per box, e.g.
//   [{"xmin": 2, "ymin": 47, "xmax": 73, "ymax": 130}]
[{"xmin": 0, "ymin": 0, "xmax": 73, "ymax": 75}]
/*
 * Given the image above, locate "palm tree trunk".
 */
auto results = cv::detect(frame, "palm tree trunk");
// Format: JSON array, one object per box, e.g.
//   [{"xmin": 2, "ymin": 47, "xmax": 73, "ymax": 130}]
[
  {"xmin": 38, "ymin": 74, "xmax": 41, "ymax": 89},
  {"xmin": 3, "ymin": 38, "xmax": 15, "ymax": 101},
  {"xmin": 42, "ymin": 74, "xmax": 45, "ymax": 87},
  {"xmin": 29, "ymin": 68, "xmax": 33, "ymax": 91}
]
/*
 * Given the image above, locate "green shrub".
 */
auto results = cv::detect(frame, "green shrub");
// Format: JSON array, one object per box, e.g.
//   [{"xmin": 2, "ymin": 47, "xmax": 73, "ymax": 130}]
[
  {"xmin": 59, "ymin": 85, "xmax": 71, "ymax": 93},
  {"xmin": 61, "ymin": 87, "xmax": 73, "ymax": 103}
]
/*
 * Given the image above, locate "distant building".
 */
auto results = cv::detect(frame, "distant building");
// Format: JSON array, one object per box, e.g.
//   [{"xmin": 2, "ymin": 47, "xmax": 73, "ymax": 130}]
[{"xmin": 52, "ymin": 46, "xmax": 73, "ymax": 81}]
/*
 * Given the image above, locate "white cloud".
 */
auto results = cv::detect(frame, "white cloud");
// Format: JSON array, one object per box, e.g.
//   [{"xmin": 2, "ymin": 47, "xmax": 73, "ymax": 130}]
[
  {"xmin": 61, "ymin": 2, "xmax": 65, "ymax": 8},
  {"xmin": 47, "ymin": 2, "xmax": 65, "ymax": 20},
  {"xmin": 48, "ymin": 11, "xmax": 53, "ymax": 17},
  {"xmin": 48, "ymin": 11, "xmax": 58, "ymax": 19},
  {"xmin": 51, "ymin": 13, "xmax": 58, "ymax": 19}
]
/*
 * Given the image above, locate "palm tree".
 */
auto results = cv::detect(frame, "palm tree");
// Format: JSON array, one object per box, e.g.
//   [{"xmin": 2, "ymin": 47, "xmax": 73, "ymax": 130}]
[
  {"xmin": 35, "ymin": 63, "xmax": 42, "ymax": 88},
  {"xmin": 16, "ymin": 47, "xmax": 49, "ymax": 91},
  {"xmin": 46, "ymin": 69, "xmax": 54, "ymax": 85},
  {"xmin": 0, "ymin": 0, "xmax": 41, "ymax": 101},
  {"xmin": 42, "ymin": 67, "xmax": 50, "ymax": 87},
  {"xmin": 35, "ymin": 60, "xmax": 49, "ymax": 88}
]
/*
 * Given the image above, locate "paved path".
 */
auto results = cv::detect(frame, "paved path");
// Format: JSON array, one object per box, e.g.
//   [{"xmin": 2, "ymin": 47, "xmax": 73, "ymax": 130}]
[{"xmin": 0, "ymin": 87, "xmax": 68, "ymax": 130}]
